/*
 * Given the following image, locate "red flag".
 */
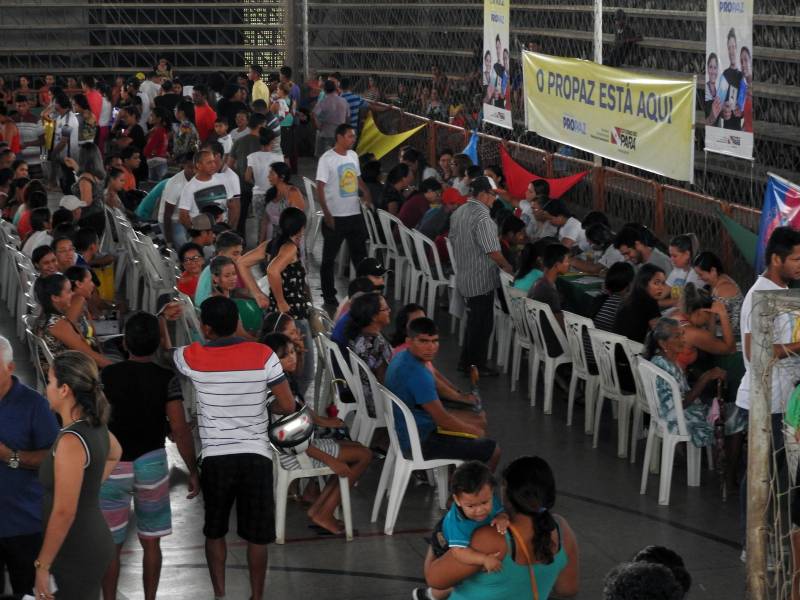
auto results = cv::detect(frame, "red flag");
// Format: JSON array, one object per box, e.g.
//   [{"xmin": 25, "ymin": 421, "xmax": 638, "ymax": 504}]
[{"xmin": 500, "ymin": 144, "xmax": 589, "ymax": 200}]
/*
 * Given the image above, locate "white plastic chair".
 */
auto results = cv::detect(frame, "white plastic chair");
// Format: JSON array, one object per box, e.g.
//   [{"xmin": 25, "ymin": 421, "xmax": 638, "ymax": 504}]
[
  {"xmin": 22, "ymin": 314, "xmax": 47, "ymax": 393},
  {"xmin": 363, "ymin": 205, "xmax": 387, "ymax": 261},
  {"xmin": 411, "ymin": 229, "xmax": 450, "ymax": 319},
  {"xmin": 310, "ymin": 307, "xmax": 335, "ymax": 411},
  {"xmin": 371, "ymin": 384, "xmax": 462, "ymax": 535},
  {"xmin": 396, "ymin": 222, "xmax": 423, "ymax": 306},
  {"xmin": 494, "ymin": 272, "xmax": 515, "ymax": 373},
  {"xmin": 589, "ymin": 329, "xmax": 637, "ymax": 458},
  {"xmin": 444, "ymin": 236, "xmax": 465, "ymax": 344},
  {"xmin": 524, "ymin": 298, "xmax": 572, "ymax": 413},
  {"xmin": 377, "ymin": 209, "xmax": 408, "ymax": 302},
  {"xmin": 273, "ymin": 449, "xmax": 353, "ymax": 544},
  {"xmin": 506, "ymin": 288, "xmax": 535, "ymax": 393},
  {"xmin": 317, "ymin": 334, "xmax": 358, "ymax": 423},
  {"xmin": 563, "ymin": 312, "xmax": 599, "ymax": 433},
  {"xmin": 637, "ymin": 358, "xmax": 709, "ymax": 505},
  {"xmin": 348, "ymin": 349, "xmax": 387, "ymax": 447},
  {"xmin": 625, "ymin": 340, "xmax": 649, "ymax": 464}
]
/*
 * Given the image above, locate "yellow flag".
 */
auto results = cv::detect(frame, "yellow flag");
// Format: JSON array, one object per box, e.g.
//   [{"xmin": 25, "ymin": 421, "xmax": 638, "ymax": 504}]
[{"xmin": 356, "ymin": 112, "xmax": 427, "ymax": 160}]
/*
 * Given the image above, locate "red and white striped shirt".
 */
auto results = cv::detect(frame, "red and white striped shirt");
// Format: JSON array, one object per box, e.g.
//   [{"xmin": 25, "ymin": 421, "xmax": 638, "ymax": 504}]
[{"xmin": 174, "ymin": 337, "xmax": 285, "ymax": 458}]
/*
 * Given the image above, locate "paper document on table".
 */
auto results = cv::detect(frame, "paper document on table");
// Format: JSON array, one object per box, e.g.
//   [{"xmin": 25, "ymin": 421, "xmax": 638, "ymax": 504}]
[
  {"xmin": 571, "ymin": 276, "xmax": 605, "ymax": 285},
  {"xmin": 584, "ymin": 289, "xmax": 603, "ymax": 297}
]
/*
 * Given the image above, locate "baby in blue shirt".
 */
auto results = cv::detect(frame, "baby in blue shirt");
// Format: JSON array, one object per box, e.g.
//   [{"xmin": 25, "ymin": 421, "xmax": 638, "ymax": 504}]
[{"xmin": 414, "ymin": 461, "xmax": 509, "ymax": 600}]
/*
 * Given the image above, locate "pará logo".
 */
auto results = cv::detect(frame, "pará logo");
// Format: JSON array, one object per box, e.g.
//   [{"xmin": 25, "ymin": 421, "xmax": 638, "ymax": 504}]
[{"xmin": 611, "ymin": 127, "xmax": 637, "ymax": 151}]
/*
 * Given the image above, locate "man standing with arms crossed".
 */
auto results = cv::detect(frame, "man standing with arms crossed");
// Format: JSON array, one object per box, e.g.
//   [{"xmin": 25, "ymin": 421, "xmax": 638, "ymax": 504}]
[
  {"xmin": 449, "ymin": 176, "xmax": 513, "ymax": 377},
  {"xmin": 315, "ymin": 123, "xmax": 372, "ymax": 307}
]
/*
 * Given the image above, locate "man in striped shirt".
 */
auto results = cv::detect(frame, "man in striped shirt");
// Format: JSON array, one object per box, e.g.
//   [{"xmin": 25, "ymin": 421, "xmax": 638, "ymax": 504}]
[
  {"xmin": 174, "ymin": 296, "xmax": 295, "ymax": 600},
  {"xmin": 449, "ymin": 176, "xmax": 513, "ymax": 377},
  {"xmin": 340, "ymin": 78, "xmax": 366, "ymax": 133}
]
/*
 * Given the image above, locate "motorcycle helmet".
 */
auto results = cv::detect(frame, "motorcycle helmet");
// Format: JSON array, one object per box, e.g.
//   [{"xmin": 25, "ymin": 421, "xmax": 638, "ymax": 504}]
[{"xmin": 267, "ymin": 398, "xmax": 315, "ymax": 455}]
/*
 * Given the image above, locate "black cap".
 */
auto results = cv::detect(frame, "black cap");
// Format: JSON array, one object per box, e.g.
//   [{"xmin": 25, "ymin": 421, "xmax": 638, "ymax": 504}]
[
  {"xmin": 469, "ymin": 175, "xmax": 498, "ymax": 196},
  {"xmin": 356, "ymin": 257, "xmax": 390, "ymax": 277}
]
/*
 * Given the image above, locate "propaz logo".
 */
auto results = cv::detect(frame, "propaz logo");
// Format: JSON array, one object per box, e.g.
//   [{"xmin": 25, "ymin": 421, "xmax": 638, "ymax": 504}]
[{"xmin": 611, "ymin": 127, "xmax": 637, "ymax": 151}]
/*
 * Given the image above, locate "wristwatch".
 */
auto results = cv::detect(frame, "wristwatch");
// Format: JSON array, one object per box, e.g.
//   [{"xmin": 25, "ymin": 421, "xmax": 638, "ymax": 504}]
[{"xmin": 8, "ymin": 450, "xmax": 20, "ymax": 469}]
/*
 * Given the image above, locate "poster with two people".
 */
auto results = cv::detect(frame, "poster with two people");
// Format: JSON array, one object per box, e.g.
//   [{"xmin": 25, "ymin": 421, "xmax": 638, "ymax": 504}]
[
  {"xmin": 704, "ymin": 0, "xmax": 753, "ymax": 159},
  {"xmin": 482, "ymin": 0, "xmax": 512, "ymax": 129}
]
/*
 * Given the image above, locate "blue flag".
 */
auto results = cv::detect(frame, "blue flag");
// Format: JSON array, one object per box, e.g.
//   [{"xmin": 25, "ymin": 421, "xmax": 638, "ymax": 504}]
[
  {"xmin": 755, "ymin": 173, "xmax": 800, "ymax": 272},
  {"xmin": 464, "ymin": 130, "xmax": 479, "ymax": 165}
]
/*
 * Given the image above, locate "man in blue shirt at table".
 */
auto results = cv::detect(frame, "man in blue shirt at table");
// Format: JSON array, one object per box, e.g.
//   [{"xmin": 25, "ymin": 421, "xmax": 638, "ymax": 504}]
[
  {"xmin": 0, "ymin": 335, "xmax": 60, "ymax": 597},
  {"xmin": 385, "ymin": 318, "xmax": 500, "ymax": 472}
]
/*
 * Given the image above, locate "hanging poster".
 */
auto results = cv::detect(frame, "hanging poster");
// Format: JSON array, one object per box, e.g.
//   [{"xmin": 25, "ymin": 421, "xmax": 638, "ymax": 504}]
[
  {"xmin": 522, "ymin": 51, "xmax": 696, "ymax": 182},
  {"xmin": 704, "ymin": 0, "xmax": 754, "ymax": 159},
  {"xmin": 482, "ymin": 0, "xmax": 512, "ymax": 129}
]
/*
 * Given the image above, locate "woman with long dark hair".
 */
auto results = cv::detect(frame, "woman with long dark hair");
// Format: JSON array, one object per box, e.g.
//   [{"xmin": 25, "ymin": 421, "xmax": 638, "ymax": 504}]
[
  {"xmin": 424, "ymin": 456, "xmax": 579, "ymax": 599},
  {"xmin": 692, "ymin": 250, "xmax": 743, "ymax": 335},
  {"xmin": 379, "ymin": 162, "xmax": 413, "ymax": 215},
  {"xmin": 346, "ymin": 292, "xmax": 392, "ymax": 415},
  {"xmin": 264, "ymin": 207, "xmax": 314, "ymax": 394},
  {"xmin": 34, "ymin": 351, "xmax": 122, "ymax": 600},
  {"xmin": 612, "ymin": 263, "xmax": 667, "ymax": 343},
  {"xmin": 34, "ymin": 274, "xmax": 113, "ymax": 376}
]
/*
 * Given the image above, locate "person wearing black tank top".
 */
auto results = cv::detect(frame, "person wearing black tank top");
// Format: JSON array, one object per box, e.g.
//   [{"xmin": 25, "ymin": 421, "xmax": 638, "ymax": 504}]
[{"xmin": 35, "ymin": 352, "xmax": 122, "ymax": 600}]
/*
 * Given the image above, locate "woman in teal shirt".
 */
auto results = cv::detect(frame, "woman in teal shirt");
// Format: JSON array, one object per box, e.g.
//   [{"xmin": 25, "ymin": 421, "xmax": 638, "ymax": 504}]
[
  {"xmin": 425, "ymin": 456, "xmax": 579, "ymax": 599},
  {"xmin": 513, "ymin": 241, "xmax": 546, "ymax": 293}
]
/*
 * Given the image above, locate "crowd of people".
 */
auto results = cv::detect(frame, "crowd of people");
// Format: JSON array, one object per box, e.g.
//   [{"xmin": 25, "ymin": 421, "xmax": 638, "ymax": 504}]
[{"xmin": 0, "ymin": 55, "xmax": 797, "ymax": 600}]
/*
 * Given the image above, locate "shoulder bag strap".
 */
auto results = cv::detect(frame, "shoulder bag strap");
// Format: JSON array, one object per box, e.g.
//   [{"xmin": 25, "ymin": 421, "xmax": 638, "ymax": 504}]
[{"xmin": 508, "ymin": 524, "xmax": 539, "ymax": 600}]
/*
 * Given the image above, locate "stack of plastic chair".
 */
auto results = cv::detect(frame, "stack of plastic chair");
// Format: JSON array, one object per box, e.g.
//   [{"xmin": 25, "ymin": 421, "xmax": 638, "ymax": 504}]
[{"xmin": 302, "ymin": 177, "xmax": 323, "ymax": 258}]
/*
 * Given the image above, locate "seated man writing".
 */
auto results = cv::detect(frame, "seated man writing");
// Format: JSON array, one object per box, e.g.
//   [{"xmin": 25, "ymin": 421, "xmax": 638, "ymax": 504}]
[{"xmin": 385, "ymin": 317, "xmax": 500, "ymax": 472}]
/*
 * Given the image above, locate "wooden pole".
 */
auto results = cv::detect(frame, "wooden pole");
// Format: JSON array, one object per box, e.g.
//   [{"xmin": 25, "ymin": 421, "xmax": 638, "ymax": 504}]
[{"xmin": 746, "ymin": 290, "xmax": 772, "ymax": 600}]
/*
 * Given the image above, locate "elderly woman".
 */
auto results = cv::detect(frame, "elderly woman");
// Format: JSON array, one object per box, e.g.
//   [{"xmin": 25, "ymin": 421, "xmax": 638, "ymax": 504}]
[
  {"xmin": 644, "ymin": 318, "xmax": 726, "ymax": 448},
  {"xmin": 425, "ymin": 456, "xmax": 579, "ymax": 599}
]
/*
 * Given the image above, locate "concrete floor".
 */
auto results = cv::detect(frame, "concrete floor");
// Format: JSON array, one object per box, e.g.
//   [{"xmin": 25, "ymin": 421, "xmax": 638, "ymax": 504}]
[{"xmin": 0, "ymin": 158, "xmax": 745, "ymax": 598}]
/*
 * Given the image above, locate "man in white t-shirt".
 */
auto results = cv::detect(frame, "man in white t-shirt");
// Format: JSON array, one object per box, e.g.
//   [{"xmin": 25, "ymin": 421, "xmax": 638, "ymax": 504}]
[
  {"xmin": 177, "ymin": 150, "xmax": 230, "ymax": 230},
  {"xmin": 735, "ymin": 226, "xmax": 800, "ymax": 554},
  {"xmin": 315, "ymin": 123, "xmax": 373, "ymax": 305},
  {"xmin": 544, "ymin": 200, "xmax": 587, "ymax": 250},
  {"xmin": 202, "ymin": 140, "xmax": 241, "ymax": 229},
  {"xmin": 737, "ymin": 226, "xmax": 800, "ymax": 415},
  {"xmin": 52, "ymin": 95, "xmax": 79, "ymax": 161},
  {"xmin": 159, "ymin": 153, "xmax": 196, "ymax": 249},
  {"xmin": 244, "ymin": 128, "xmax": 284, "ymax": 239}
]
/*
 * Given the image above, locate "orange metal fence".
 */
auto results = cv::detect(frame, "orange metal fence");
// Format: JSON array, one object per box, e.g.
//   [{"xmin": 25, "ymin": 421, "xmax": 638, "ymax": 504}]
[{"xmin": 370, "ymin": 104, "xmax": 761, "ymax": 288}]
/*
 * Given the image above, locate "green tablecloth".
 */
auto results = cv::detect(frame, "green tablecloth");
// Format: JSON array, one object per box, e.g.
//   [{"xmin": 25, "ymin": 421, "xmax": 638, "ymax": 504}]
[{"xmin": 557, "ymin": 273, "xmax": 605, "ymax": 318}]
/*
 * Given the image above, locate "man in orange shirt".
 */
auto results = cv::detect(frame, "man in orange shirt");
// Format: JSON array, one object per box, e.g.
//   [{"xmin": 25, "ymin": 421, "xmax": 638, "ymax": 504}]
[
  {"xmin": 120, "ymin": 147, "xmax": 140, "ymax": 191},
  {"xmin": 80, "ymin": 75, "xmax": 103, "ymax": 122},
  {"xmin": 192, "ymin": 85, "xmax": 217, "ymax": 143}
]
